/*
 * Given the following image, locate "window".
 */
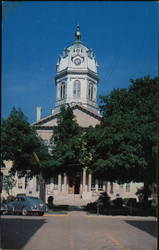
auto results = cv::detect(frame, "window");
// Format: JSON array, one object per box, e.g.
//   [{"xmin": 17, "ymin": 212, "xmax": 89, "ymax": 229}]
[
  {"xmin": 110, "ymin": 182, "xmax": 114, "ymax": 194},
  {"xmin": 18, "ymin": 178, "xmax": 23, "ymax": 189},
  {"xmin": 88, "ymin": 82, "xmax": 94, "ymax": 101},
  {"xmin": 126, "ymin": 183, "xmax": 130, "ymax": 192},
  {"xmin": 73, "ymin": 80, "xmax": 80, "ymax": 97},
  {"xmin": 36, "ymin": 177, "xmax": 39, "ymax": 192},
  {"xmin": 60, "ymin": 82, "xmax": 66, "ymax": 100},
  {"xmin": 25, "ymin": 177, "xmax": 28, "ymax": 189}
]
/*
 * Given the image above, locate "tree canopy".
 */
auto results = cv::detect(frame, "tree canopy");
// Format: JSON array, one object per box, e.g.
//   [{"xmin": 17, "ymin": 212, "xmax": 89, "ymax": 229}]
[
  {"xmin": 86, "ymin": 76, "xmax": 158, "ymax": 187},
  {"xmin": 45, "ymin": 105, "xmax": 86, "ymax": 177},
  {"xmin": 1, "ymin": 107, "xmax": 49, "ymax": 178}
]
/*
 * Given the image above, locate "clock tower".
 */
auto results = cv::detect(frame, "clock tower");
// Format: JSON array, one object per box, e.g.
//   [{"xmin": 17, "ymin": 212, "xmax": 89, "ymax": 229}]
[{"xmin": 53, "ymin": 25, "xmax": 99, "ymax": 115}]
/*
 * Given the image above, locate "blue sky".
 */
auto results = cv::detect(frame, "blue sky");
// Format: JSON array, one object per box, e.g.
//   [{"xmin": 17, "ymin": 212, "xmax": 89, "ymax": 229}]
[{"xmin": 2, "ymin": 1, "xmax": 157, "ymax": 123}]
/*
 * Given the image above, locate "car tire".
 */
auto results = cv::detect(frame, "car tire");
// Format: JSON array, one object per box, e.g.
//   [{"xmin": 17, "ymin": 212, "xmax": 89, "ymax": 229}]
[
  {"xmin": 22, "ymin": 208, "xmax": 28, "ymax": 216},
  {"xmin": 38, "ymin": 212, "xmax": 44, "ymax": 216}
]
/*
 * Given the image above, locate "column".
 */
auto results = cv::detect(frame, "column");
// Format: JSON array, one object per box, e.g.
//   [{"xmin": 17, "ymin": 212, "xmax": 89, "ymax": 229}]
[
  {"xmin": 51, "ymin": 177, "xmax": 54, "ymax": 191},
  {"xmin": 80, "ymin": 175, "xmax": 83, "ymax": 194},
  {"xmin": 64, "ymin": 173, "xmax": 67, "ymax": 193},
  {"xmin": 58, "ymin": 174, "xmax": 62, "ymax": 192},
  {"xmin": 88, "ymin": 172, "xmax": 92, "ymax": 192},
  {"xmin": 103, "ymin": 181, "xmax": 108, "ymax": 192},
  {"xmin": 95, "ymin": 179, "xmax": 99, "ymax": 192},
  {"xmin": 83, "ymin": 168, "xmax": 86, "ymax": 192}
]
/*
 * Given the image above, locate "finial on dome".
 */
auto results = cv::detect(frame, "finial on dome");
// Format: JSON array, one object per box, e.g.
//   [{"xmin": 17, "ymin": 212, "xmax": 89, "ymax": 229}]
[{"xmin": 75, "ymin": 24, "xmax": 81, "ymax": 42}]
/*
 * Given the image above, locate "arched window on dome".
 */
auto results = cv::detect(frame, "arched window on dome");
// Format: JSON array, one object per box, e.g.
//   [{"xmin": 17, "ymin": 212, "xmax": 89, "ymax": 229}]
[
  {"xmin": 60, "ymin": 82, "xmax": 66, "ymax": 100},
  {"xmin": 88, "ymin": 82, "xmax": 94, "ymax": 101},
  {"xmin": 73, "ymin": 80, "xmax": 81, "ymax": 97}
]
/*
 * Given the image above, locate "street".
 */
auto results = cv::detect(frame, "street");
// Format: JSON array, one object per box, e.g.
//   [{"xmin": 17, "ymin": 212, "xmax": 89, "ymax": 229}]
[{"xmin": 0, "ymin": 210, "xmax": 157, "ymax": 250}]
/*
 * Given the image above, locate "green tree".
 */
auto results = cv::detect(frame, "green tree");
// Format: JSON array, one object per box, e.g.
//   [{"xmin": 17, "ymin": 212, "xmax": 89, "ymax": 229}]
[
  {"xmin": 1, "ymin": 107, "xmax": 50, "ymax": 179},
  {"xmin": 2, "ymin": 174, "xmax": 16, "ymax": 195},
  {"xmin": 86, "ymin": 76, "xmax": 158, "ymax": 204},
  {"xmin": 47, "ymin": 105, "xmax": 85, "ymax": 177}
]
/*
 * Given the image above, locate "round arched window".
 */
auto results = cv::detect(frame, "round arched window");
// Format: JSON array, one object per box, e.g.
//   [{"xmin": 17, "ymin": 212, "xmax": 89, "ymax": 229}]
[
  {"xmin": 59, "ymin": 82, "xmax": 66, "ymax": 100},
  {"xmin": 73, "ymin": 80, "xmax": 81, "ymax": 97},
  {"xmin": 88, "ymin": 82, "xmax": 94, "ymax": 100}
]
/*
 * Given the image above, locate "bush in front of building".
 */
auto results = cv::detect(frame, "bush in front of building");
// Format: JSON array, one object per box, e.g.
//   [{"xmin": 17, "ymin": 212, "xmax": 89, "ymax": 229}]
[
  {"xmin": 3, "ymin": 195, "xmax": 16, "ymax": 203},
  {"xmin": 86, "ymin": 192, "xmax": 111, "ymax": 213},
  {"xmin": 47, "ymin": 196, "xmax": 54, "ymax": 209},
  {"xmin": 112, "ymin": 197, "xmax": 123, "ymax": 208}
]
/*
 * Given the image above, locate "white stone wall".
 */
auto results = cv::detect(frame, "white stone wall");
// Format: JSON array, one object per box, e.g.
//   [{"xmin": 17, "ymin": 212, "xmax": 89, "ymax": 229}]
[
  {"xmin": 56, "ymin": 75, "xmax": 98, "ymax": 109},
  {"xmin": 1, "ymin": 161, "xmax": 39, "ymax": 199}
]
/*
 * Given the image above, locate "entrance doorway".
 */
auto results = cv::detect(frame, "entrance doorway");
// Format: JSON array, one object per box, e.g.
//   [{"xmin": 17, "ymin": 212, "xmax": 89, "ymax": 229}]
[
  {"xmin": 68, "ymin": 177, "xmax": 80, "ymax": 194},
  {"xmin": 68, "ymin": 177, "xmax": 74, "ymax": 194},
  {"xmin": 74, "ymin": 177, "xmax": 80, "ymax": 194}
]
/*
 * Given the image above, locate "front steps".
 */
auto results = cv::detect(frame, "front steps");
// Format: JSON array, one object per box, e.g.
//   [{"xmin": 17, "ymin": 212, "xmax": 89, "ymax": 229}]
[{"xmin": 53, "ymin": 193, "xmax": 98, "ymax": 206}]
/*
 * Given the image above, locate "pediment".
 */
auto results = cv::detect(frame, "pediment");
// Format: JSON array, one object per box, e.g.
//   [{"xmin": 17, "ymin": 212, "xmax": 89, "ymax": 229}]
[{"xmin": 32, "ymin": 104, "xmax": 102, "ymax": 129}]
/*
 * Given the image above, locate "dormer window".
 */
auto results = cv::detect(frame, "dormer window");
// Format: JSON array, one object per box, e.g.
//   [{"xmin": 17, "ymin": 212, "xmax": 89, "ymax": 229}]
[
  {"xmin": 87, "ymin": 49, "xmax": 93, "ymax": 59},
  {"xmin": 73, "ymin": 80, "xmax": 80, "ymax": 97},
  {"xmin": 76, "ymin": 48, "xmax": 81, "ymax": 54},
  {"xmin": 63, "ymin": 48, "xmax": 69, "ymax": 58}
]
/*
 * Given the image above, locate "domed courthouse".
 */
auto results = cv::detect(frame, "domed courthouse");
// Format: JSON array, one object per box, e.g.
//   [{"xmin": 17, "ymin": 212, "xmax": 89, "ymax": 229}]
[{"xmin": 31, "ymin": 26, "xmax": 142, "ymax": 203}]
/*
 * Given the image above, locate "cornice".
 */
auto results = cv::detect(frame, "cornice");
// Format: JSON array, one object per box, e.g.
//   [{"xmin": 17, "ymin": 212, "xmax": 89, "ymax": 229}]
[
  {"xmin": 33, "ymin": 126, "xmax": 54, "ymax": 130},
  {"xmin": 55, "ymin": 69, "xmax": 99, "ymax": 82}
]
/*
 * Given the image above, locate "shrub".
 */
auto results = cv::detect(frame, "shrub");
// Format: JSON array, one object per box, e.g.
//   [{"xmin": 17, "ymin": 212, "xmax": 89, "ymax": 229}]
[
  {"xmin": 6, "ymin": 195, "xmax": 15, "ymax": 202},
  {"xmin": 126, "ymin": 198, "xmax": 137, "ymax": 207},
  {"xmin": 97, "ymin": 192, "xmax": 111, "ymax": 207},
  {"xmin": 113, "ymin": 197, "xmax": 123, "ymax": 208},
  {"xmin": 47, "ymin": 196, "xmax": 54, "ymax": 209}
]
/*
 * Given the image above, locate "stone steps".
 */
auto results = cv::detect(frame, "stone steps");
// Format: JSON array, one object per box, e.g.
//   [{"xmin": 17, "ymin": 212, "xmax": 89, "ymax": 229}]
[{"xmin": 53, "ymin": 194, "xmax": 98, "ymax": 206}]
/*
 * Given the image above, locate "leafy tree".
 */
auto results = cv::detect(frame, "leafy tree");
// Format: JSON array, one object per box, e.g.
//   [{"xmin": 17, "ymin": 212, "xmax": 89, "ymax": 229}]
[
  {"xmin": 2, "ymin": 174, "xmax": 16, "ymax": 195},
  {"xmin": 1, "ymin": 107, "xmax": 50, "ymax": 179},
  {"xmin": 86, "ymin": 76, "xmax": 158, "ymax": 204},
  {"xmin": 46, "ymin": 105, "xmax": 86, "ymax": 177}
]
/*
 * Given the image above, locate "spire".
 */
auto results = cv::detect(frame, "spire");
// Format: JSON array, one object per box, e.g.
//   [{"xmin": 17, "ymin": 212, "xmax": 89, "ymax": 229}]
[{"xmin": 74, "ymin": 24, "xmax": 81, "ymax": 42}]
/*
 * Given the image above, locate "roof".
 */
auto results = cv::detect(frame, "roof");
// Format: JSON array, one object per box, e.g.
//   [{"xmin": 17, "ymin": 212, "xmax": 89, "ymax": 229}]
[{"xmin": 32, "ymin": 104, "xmax": 102, "ymax": 129}]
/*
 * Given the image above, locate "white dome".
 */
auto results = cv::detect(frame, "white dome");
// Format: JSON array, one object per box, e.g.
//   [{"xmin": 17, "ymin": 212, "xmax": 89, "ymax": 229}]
[
  {"xmin": 56, "ymin": 27, "xmax": 98, "ymax": 75},
  {"xmin": 54, "ymin": 26, "xmax": 99, "ymax": 115}
]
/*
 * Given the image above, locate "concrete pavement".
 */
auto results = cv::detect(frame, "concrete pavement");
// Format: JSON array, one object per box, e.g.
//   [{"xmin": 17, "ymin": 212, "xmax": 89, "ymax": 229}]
[{"xmin": 0, "ymin": 210, "xmax": 157, "ymax": 250}]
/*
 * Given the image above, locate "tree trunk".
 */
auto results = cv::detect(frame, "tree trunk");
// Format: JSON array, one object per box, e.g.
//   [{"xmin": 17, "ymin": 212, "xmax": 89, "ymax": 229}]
[
  {"xmin": 39, "ymin": 174, "xmax": 46, "ymax": 203},
  {"xmin": 143, "ymin": 182, "xmax": 150, "ymax": 209}
]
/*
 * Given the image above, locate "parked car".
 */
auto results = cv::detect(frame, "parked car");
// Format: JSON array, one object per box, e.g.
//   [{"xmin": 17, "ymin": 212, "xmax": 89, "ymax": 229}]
[
  {"xmin": 7, "ymin": 196, "xmax": 48, "ymax": 216},
  {"xmin": 0, "ymin": 202, "xmax": 8, "ymax": 215}
]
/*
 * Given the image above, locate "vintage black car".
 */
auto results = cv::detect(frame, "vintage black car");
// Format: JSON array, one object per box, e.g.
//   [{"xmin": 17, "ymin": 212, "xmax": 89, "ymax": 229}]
[{"xmin": 7, "ymin": 196, "xmax": 48, "ymax": 216}]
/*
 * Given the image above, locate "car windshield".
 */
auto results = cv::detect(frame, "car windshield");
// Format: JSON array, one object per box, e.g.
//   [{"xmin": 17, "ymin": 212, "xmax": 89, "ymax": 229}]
[{"xmin": 15, "ymin": 197, "xmax": 26, "ymax": 201}]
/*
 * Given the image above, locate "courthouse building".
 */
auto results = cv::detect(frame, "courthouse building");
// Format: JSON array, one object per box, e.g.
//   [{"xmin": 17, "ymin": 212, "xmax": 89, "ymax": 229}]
[
  {"xmin": 31, "ymin": 26, "xmax": 142, "ymax": 203},
  {"xmin": 1, "ymin": 26, "xmax": 143, "ymax": 203}
]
